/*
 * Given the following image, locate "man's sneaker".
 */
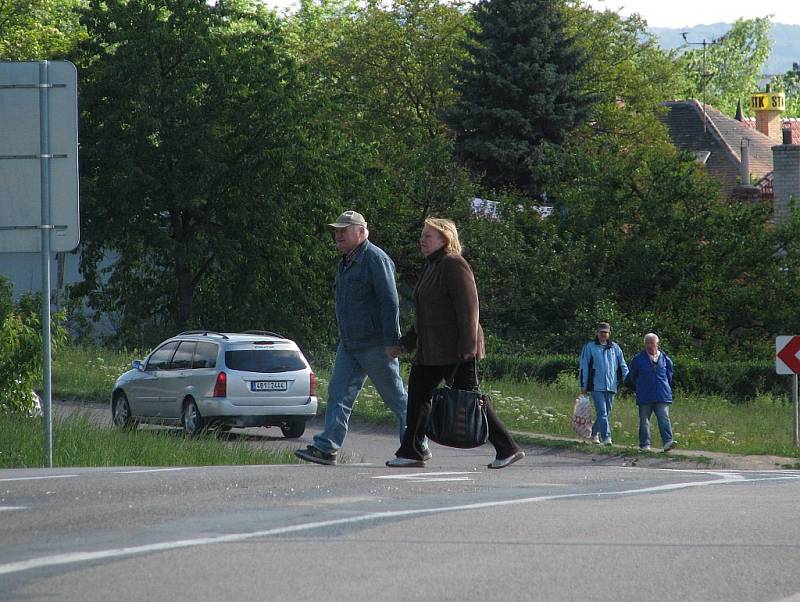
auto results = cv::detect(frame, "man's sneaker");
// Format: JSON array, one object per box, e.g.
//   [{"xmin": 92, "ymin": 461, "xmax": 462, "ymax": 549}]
[
  {"xmin": 603, "ymin": 438, "xmax": 613, "ymax": 446},
  {"xmin": 294, "ymin": 445, "xmax": 337, "ymax": 466},
  {"xmin": 640, "ymin": 445, "xmax": 651, "ymax": 451},
  {"xmin": 421, "ymin": 447, "xmax": 433, "ymax": 462},
  {"xmin": 663, "ymin": 440, "xmax": 677, "ymax": 452},
  {"xmin": 488, "ymin": 450, "xmax": 525, "ymax": 469},
  {"xmin": 386, "ymin": 457, "xmax": 426, "ymax": 468},
  {"xmin": 591, "ymin": 434, "xmax": 601, "ymax": 444}
]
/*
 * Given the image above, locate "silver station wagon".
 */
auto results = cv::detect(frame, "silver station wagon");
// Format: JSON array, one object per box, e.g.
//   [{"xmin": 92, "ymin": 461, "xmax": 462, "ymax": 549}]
[{"xmin": 111, "ymin": 331, "xmax": 318, "ymax": 437}]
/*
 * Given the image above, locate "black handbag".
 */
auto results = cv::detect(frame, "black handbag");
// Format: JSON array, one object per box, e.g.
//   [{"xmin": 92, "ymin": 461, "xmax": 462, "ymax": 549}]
[{"xmin": 426, "ymin": 363, "xmax": 489, "ymax": 449}]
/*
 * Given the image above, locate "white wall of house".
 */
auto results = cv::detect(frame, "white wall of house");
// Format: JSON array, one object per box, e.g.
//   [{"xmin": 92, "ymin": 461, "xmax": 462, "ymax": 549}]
[
  {"xmin": 0, "ymin": 249, "xmax": 116, "ymax": 338},
  {"xmin": 0, "ymin": 251, "xmax": 82, "ymax": 300}
]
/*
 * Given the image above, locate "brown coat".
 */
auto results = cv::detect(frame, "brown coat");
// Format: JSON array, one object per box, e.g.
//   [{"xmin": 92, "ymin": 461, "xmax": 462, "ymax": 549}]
[{"xmin": 402, "ymin": 249, "xmax": 485, "ymax": 365}]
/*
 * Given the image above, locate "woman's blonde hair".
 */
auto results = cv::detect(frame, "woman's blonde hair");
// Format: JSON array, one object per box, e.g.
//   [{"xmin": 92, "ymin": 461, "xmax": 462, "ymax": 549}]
[{"xmin": 424, "ymin": 217, "xmax": 462, "ymax": 255}]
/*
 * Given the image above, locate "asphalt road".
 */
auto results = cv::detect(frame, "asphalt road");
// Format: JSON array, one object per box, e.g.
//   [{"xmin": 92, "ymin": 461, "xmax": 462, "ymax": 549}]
[{"xmin": 3, "ymin": 415, "xmax": 800, "ymax": 602}]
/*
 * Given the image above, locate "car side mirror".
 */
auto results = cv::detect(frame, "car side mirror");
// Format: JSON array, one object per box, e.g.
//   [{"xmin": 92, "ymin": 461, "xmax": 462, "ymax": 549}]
[{"xmin": 132, "ymin": 359, "xmax": 143, "ymax": 371}]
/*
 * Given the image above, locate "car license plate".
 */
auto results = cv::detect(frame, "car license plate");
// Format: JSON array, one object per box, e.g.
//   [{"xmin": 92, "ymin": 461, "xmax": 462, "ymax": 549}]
[{"xmin": 251, "ymin": 380, "xmax": 288, "ymax": 392}]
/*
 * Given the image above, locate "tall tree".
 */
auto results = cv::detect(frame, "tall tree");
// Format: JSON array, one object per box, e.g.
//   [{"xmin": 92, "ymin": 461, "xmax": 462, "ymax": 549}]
[
  {"xmin": 565, "ymin": 4, "xmax": 681, "ymax": 144},
  {"xmin": 0, "ymin": 0, "xmax": 86, "ymax": 60},
  {"xmin": 72, "ymin": 0, "xmax": 337, "ymax": 347},
  {"xmin": 283, "ymin": 0, "xmax": 476, "ymax": 289},
  {"xmin": 677, "ymin": 17, "xmax": 771, "ymax": 116},
  {"xmin": 771, "ymin": 61, "xmax": 800, "ymax": 117},
  {"xmin": 444, "ymin": 0, "xmax": 597, "ymax": 195}
]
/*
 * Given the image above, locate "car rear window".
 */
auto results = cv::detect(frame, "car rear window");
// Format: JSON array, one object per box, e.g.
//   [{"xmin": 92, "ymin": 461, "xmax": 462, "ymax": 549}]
[{"xmin": 225, "ymin": 349, "xmax": 306, "ymax": 373}]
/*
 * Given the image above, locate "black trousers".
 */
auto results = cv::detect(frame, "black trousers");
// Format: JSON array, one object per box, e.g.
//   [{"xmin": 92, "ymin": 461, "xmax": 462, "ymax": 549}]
[{"xmin": 395, "ymin": 360, "xmax": 519, "ymax": 461}]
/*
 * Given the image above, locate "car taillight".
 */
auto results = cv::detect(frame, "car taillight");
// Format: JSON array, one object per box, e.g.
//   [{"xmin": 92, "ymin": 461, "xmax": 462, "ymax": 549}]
[
  {"xmin": 310, "ymin": 372, "xmax": 317, "ymax": 396},
  {"xmin": 213, "ymin": 371, "xmax": 227, "ymax": 397}
]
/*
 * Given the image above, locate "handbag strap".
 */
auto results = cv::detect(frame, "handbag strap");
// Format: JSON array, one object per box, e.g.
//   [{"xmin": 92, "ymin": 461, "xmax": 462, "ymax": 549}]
[{"xmin": 445, "ymin": 358, "xmax": 480, "ymax": 388}]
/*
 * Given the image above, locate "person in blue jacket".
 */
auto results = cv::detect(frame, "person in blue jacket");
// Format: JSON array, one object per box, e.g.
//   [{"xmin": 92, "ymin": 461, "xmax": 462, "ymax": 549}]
[
  {"xmin": 579, "ymin": 322, "xmax": 629, "ymax": 445},
  {"xmin": 295, "ymin": 210, "xmax": 408, "ymax": 466},
  {"xmin": 628, "ymin": 333, "xmax": 677, "ymax": 452}
]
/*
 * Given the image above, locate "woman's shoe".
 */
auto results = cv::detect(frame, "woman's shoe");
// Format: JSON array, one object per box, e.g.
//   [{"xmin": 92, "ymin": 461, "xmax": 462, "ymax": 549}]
[{"xmin": 487, "ymin": 450, "xmax": 525, "ymax": 469}]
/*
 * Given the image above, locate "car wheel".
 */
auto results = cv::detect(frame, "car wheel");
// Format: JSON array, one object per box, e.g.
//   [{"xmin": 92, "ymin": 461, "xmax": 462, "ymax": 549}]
[
  {"xmin": 112, "ymin": 392, "xmax": 135, "ymax": 429},
  {"xmin": 182, "ymin": 399, "xmax": 204, "ymax": 435},
  {"xmin": 280, "ymin": 421, "xmax": 305, "ymax": 439}
]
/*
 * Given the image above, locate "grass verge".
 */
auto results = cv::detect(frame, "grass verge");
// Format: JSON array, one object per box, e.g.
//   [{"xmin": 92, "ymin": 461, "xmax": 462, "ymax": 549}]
[
  {"xmin": 52, "ymin": 345, "xmax": 137, "ymax": 402},
  {"xmin": 49, "ymin": 345, "xmax": 800, "ymax": 460},
  {"xmin": 343, "ymin": 371, "xmax": 800, "ymax": 458},
  {"xmin": 0, "ymin": 411, "xmax": 299, "ymax": 469}
]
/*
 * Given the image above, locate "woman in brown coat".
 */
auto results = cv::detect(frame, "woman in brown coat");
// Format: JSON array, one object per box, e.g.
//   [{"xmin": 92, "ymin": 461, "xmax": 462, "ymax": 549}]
[{"xmin": 386, "ymin": 218, "xmax": 524, "ymax": 469}]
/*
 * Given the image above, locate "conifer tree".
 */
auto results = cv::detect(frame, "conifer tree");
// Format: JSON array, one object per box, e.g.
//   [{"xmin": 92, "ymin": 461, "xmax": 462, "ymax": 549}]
[{"xmin": 444, "ymin": 0, "xmax": 596, "ymax": 194}]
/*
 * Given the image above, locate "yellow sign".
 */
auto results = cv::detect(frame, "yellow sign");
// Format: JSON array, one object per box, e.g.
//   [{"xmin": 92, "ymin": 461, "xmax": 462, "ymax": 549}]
[{"xmin": 750, "ymin": 92, "xmax": 785, "ymax": 111}]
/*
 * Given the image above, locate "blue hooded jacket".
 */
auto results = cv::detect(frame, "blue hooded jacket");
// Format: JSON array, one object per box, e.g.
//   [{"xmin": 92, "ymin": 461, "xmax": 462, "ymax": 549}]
[{"xmin": 579, "ymin": 339, "xmax": 629, "ymax": 393}]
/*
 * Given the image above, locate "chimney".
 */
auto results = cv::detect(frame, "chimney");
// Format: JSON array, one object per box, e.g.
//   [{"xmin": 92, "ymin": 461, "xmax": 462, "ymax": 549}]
[
  {"xmin": 751, "ymin": 86, "xmax": 786, "ymax": 143},
  {"xmin": 773, "ymin": 134, "xmax": 800, "ymax": 223},
  {"xmin": 740, "ymin": 138, "xmax": 750, "ymax": 184},
  {"xmin": 731, "ymin": 138, "xmax": 760, "ymax": 202}
]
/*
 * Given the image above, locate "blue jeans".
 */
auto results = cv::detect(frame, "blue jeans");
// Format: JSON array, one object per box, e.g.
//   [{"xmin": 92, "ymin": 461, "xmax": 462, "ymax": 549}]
[
  {"xmin": 638, "ymin": 402, "xmax": 673, "ymax": 447},
  {"xmin": 313, "ymin": 342, "xmax": 407, "ymax": 454},
  {"xmin": 590, "ymin": 391, "xmax": 615, "ymax": 441}
]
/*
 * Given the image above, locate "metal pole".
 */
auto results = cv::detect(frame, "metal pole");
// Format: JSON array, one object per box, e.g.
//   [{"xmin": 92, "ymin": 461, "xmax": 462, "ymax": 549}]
[
  {"xmin": 793, "ymin": 374, "xmax": 799, "ymax": 448},
  {"xmin": 702, "ymin": 40, "xmax": 708, "ymax": 134},
  {"xmin": 39, "ymin": 60, "xmax": 53, "ymax": 468}
]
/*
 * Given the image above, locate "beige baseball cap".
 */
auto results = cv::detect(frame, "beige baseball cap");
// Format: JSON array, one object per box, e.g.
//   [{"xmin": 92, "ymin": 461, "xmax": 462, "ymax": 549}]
[{"xmin": 328, "ymin": 210, "xmax": 367, "ymax": 229}]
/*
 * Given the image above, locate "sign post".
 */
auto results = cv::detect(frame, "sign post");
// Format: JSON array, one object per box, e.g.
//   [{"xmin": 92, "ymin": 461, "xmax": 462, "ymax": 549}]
[
  {"xmin": 0, "ymin": 61, "xmax": 79, "ymax": 467},
  {"xmin": 775, "ymin": 336, "xmax": 800, "ymax": 447}
]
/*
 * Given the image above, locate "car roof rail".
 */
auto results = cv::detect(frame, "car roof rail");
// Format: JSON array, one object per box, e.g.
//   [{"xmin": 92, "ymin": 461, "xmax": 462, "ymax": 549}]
[
  {"xmin": 177, "ymin": 330, "xmax": 230, "ymax": 339},
  {"xmin": 239, "ymin": 330, "xmax": 286, "ymax": 339}
]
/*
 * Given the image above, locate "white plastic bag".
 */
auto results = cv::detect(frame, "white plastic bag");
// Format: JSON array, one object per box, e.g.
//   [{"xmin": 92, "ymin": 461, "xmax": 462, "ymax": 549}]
[{"xmin": 571, "ymin": 394, "xmax": 592, "ymax": 438}]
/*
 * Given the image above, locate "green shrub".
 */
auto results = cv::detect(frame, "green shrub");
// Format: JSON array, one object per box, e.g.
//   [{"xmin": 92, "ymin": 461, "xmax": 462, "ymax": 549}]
[
  {"xmin": 0, "ymin": 277, "xmax": 67, "ymax": 415},
  {"xmin": 674, "ymin": 358, "xmax": 787, "ymax": 402},
  {"xmin": 481, "ymin": 350, "xmax": 787, "ymax": 402},
  {"xmin": 481, "ymin": 353, "xmax": 575, "ymax": 382}
]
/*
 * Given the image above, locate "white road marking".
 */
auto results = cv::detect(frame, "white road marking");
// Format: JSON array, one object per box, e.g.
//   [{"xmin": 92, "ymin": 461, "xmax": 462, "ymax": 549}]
[
  {"xmin": 112, "ymin": 468, "xmax": 193, "ymax": 475},
  {"xmin": 0, "ymin": 506, "xmax": 26, "ymax": 512},
  {"xmin": 0, "ymin": 475, "xmax": 78, "ymax": 482},
  {"xmin": 3, "ymin": 471, "xmax": 796, "ymax": 577},
  {"xmin": 373, "ymin": 471, "xmax": 474, "ymax": 483},
  {"xmin": 771, "ymin": 592, "xmax": 800, "ymax": 602}
]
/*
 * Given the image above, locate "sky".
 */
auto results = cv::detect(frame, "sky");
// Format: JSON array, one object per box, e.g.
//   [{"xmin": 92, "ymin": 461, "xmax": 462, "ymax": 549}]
[
  {"xmin": 259, "ymin": 0, "xmax": 800, "ymax": 27},
  {"xmin": 581, "ymin": 0, "xmax": 800, "ymax": 28}
]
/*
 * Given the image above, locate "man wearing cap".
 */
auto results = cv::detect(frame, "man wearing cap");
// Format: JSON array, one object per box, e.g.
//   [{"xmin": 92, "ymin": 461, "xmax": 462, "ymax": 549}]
[
  {"xmin": 295, "ymin": 210, "xmax": 408, "ymax": 465},
  {"xmin": 579, "ymin": 322, "xmax": 629, "ymax": 446}
]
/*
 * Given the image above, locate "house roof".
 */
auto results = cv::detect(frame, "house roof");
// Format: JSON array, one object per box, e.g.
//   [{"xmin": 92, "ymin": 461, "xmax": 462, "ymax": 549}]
[{"xmin": 659, "ymin": 100, "xmax": 775, "ymax": 197}]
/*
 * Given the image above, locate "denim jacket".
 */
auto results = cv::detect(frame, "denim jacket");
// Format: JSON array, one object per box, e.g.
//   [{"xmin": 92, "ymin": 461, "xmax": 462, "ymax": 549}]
[
  {"xmin": 579, "ymin": 339, "xmax": 629, "ymax": 393},
  {"xmin": 334, "ymin": 240, "xmax": 401, "ymax": 351}
]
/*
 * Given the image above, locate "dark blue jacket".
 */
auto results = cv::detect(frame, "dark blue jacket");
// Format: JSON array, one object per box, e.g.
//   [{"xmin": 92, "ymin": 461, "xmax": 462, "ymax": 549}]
[{"xmin": 628, "ymin": 350, "xmax": 673, "ymax": 405}]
